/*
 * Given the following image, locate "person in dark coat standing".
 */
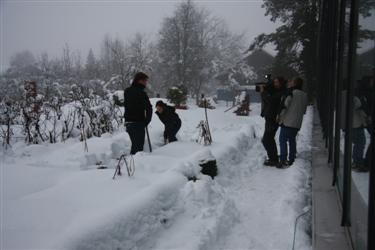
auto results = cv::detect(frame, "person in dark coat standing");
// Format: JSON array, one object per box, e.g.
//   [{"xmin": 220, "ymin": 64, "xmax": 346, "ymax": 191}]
[
  {"xmin": 115, "ymin": 72, "xmax": 152, "ymax": 155},
  {"xmin": 260, "ymin": 77, "xmax": 286, "ymax": 166},
  {"xmin": 155, "ymin": 100, "xmax": 181, "ymax": 143}
]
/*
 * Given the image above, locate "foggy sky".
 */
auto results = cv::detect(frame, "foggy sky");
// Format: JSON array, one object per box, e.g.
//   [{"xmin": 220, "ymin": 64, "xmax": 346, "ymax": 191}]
[{"xmin": 0, "ymin": 0, "xmax": 279, "ymax": 71}]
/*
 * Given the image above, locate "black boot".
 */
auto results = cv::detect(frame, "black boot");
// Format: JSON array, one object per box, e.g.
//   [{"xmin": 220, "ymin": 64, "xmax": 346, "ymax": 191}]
[
  {"xmin": 264, "ymin": 159, "xmax": 279, "ymax": 167},
  {"xmin": 277, "ymin": 160, "xmax": 290, "ymax": 169},
  {"xmin": 352, "ymin": 163, "xmax": 369, "ymax": 173}
]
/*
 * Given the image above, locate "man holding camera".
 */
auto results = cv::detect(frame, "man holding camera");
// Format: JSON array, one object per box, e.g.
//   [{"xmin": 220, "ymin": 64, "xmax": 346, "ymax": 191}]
[{"xmin": 259, "ymin": 76, "xmax": 286, "ymax": 166}]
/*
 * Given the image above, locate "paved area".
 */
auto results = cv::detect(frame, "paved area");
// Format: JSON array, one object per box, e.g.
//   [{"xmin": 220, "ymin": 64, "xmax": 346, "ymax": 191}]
[{"xmin": 312, "ymin": 110, "xmax": 353, "ymax": 250}]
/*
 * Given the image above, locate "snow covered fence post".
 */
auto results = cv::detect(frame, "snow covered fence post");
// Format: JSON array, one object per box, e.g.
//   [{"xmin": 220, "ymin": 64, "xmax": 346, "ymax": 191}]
[{"xmin": 204, "ymin": 98, "xmax": 212, "ymax": 144}]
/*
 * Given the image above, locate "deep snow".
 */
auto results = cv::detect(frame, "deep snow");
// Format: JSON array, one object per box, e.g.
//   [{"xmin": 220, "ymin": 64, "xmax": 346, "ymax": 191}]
[{"xmin": 1, "ymin": 101, "xmax": 313, "ymax": 250}]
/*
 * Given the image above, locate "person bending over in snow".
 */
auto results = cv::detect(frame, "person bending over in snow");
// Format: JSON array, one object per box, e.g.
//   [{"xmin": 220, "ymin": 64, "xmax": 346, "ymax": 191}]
[{"xmin": 155, "ymin": 100, "xmax": 181, "ymax": 144}]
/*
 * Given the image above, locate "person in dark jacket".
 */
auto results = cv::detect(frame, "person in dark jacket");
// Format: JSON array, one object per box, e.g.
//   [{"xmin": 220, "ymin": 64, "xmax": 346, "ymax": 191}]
[
  {"xmin": 115, "ymin": 72, "xmax": 152, "ymax": 155},
  {"xmin": 354, "ymin": 76, "xmax": 374, "ymax": 172},
  {"xmin": 260, "ymin": 76, "xmax": 286, "ymax": 166},
  {"xmin": 155, "ymin": 100, "xmax": 181, "ymax": 143}
]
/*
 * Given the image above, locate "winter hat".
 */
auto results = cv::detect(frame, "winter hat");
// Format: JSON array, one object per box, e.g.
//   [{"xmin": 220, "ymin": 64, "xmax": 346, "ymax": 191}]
[{"xmin": 155, "ymin": 100, "xmax": 166, "ymax": 108}]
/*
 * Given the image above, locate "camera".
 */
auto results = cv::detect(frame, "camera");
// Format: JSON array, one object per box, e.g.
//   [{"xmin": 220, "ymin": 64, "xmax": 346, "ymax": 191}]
[
  {"xmin": 255, "ymin": 74, "xmax": 272, "ymax": 92},
  {"xmin": 255, "ymin": 84, "xmax": 264, "ymax": 92}
]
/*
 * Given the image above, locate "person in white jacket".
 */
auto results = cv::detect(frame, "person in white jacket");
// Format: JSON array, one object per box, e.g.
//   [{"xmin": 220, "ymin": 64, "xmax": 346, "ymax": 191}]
[
  {"xmin": 277, "ymin": 77, "xmax": 309, "ymax": 168},
  {"xmin": 340, "ymin": 83, "xmax": 369, "ymax": 172}
]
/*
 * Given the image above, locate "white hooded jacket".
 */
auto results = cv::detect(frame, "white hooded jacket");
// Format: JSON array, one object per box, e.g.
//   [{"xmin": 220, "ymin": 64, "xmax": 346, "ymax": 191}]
[{"xmin": 279, "ymin": 89, "xmax": 309, "ymax": 129}]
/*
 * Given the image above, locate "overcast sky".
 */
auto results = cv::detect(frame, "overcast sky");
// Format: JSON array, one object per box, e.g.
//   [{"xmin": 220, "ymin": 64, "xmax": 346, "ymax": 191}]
[{"xmin": 0, "ymin": 0, "xmax": 279, "ymax": 71}]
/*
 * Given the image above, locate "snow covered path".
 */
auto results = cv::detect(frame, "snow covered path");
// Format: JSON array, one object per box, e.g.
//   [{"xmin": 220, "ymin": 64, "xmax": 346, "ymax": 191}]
[
  {"xmin": 215, "ymin": 122, "xmax": 312, "ymax": 250},
  {"xmin": 2, "ymin": 102, "xmax": 312, "ymax": 250},
  {"xmin": 143, "ymin": 107, "xmax": 313, "ymax": 250},
  {"xmin": 216, "ymin": 163, "xmax": 312, "ymax": 250},
  {"xmin": 221, "ymin": 112, "xmax": 312, "ymax": 250}
]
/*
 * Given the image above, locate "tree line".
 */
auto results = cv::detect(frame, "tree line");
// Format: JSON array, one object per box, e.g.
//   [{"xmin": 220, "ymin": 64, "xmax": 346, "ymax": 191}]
[
  {"xmin": 0, "ymin": 0, "xmax": 245, "ymax": 104},
  {"xmin": 0, "ymin": 0, "xmax": 247, "ymax": 147}
]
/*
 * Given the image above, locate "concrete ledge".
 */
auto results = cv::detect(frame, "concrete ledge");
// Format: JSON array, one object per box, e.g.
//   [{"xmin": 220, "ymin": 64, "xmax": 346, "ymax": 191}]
[{"xmin": 312, "ymin": 109, "xmax": 353, "ymax": 250}]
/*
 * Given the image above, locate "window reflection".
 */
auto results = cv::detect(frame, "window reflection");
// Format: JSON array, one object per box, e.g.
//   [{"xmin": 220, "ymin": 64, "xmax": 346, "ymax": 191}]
[{"xmin": 350, "ymin": 1, "xmax": 374, "ymax": 249}]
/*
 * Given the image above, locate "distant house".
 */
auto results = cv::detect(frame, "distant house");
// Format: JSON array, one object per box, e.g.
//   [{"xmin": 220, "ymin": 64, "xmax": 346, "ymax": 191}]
[
  {"xmin": 237, "ymin": 85, "xmax": 261, "ymax": 103},
  {"xmin": 216, "ymin": 49, "xmax": 274, "ymax": 85},
  {"xmin": 245, "ymin": 49, "xmax": 275, "ymax": 83},
  {"xmin": 217, "ymin": 85, "xmax": 261, "ymax": 103},
  {"xmin": 217, "ymin": 89, "xmax": 235, "ymax": 102},
  {"xmin": 215, "ymin": 49, "xmax": 273, "ymax": 103}
]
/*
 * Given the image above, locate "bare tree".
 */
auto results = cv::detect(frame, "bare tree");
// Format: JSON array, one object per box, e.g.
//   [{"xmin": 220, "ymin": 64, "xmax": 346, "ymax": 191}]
[
  {"xmin": 157, "ymin": 0, "xmax": 244, "ymax": 100},
  {"xmin": 100, "ymin": 34, "xmax": 154, "ymax": 91},
  {"xmin": 129, "ymin": 33, "xmax": 153, "ymax": 73},
  {"xmin": 101, "ymin": 36, "xmax": 132, "ymax": 89},
  {"xmin": 62, "ymin": 43, "xmax": 73, "ymax": 77}
]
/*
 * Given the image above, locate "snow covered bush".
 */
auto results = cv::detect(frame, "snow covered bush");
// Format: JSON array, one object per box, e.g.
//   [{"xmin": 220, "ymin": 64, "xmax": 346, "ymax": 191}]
[
  {"xmin": 167, "ymin": 86, "xmax": 188, "ymax": 109},
  {"xmin": 198, "ymin": 97, "xmax": 216, "ymax": 109},
  {"xmin": 0, "ymin": 100, "xmax": 20, "ymax": 147},
  {"xmin": 0, "ymin": 80, "xmax": 124, "ymax": 148}
]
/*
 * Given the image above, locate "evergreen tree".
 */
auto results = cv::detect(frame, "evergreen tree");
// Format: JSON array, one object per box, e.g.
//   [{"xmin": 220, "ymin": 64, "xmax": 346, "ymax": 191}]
[
  {"xmin": 249, "ymin": 0, "xmax": 319, "ymax": 97},
  {"xmin": 85, "ymin": 48, "xmax": 98, "ymax": 79},
  {"xmin": 249, "ymin": 0, "xmax": 375, "ymax": 98}
]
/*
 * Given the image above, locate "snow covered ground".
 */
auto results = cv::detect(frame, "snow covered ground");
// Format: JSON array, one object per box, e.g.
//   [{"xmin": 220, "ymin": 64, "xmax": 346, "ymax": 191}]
[{"xmin": 1, "ymin": 100, "xmax": 313, "ymax": 250}]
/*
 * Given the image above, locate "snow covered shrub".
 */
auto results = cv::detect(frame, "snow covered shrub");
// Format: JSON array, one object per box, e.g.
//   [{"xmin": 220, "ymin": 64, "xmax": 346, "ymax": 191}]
[
  {"xmin": 167, "ymin": 85, "xmax": 187, "ymax": 109},
  {"xmin": 198, "ymin": 97, "xmax": 216, "ymax": 109},
  {"xmin": 61, "ymin": 106, "xmax": 79, "ymax": 141},
  {"xmin": 40, "ymin": 99, "xmax": 64, "ymax": 143},
  {"xmin": 67, "ymin": 83, "xmax": 124, "ymax": 142},
  {"xmin": 85, "ymin": 99, "xmax": 115, "ymax": 137},
  {"xmin": 233, "ymin": 91, "xmax": 250, "ymax": 116},
  {"xmin": 0, "ymin": 70, "xmax": 126, "ymax": 147},
  {"xmin": 0, "ymin": 100, "xmax": 20, "ymax": 147},
  {"xmin": 22, "ymin": 81, "xmax": 45, "ymax": 144}
]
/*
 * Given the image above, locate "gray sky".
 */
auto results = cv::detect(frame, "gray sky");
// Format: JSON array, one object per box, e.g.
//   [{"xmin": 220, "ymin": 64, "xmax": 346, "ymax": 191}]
[{"xmin": 0, "ymin": 0, "xmax": 279, "ymax": 71}]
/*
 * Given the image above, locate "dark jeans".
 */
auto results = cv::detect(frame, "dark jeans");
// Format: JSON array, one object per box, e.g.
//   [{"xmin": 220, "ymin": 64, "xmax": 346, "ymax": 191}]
[
  {"xmin": 164, "ymin": 120, "xmax": 181, "ymax": 143},
  {"xmin": 279, "ymin": 126, "xmax": 299, "ymax": 162},
  {"xmin": 262, "ymin": 119, "xmax": 279, "ymax": 161},
  {"xmin": 352, "ymin": 127, "xmax": 366, "ymax": 165},
  {"xmin": 126, "ymin": 122, "xmax": 145, "ymax": 155}
]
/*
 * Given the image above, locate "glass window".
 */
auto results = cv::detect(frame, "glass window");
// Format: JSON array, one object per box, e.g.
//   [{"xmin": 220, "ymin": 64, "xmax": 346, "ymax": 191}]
[
  {"xmin": 337, "ymin": 0, "xmax": 352, "ymax": 201},
  {"xmin": 350, "ymin": 1, "xmax": 374, "ymax": 249}
]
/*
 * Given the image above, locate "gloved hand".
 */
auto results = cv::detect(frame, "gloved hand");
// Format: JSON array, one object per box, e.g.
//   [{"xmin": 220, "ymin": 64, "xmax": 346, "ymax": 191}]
[{"xmin": 113, "ymin": 95, "xmax": 123, "ymax": 106}]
